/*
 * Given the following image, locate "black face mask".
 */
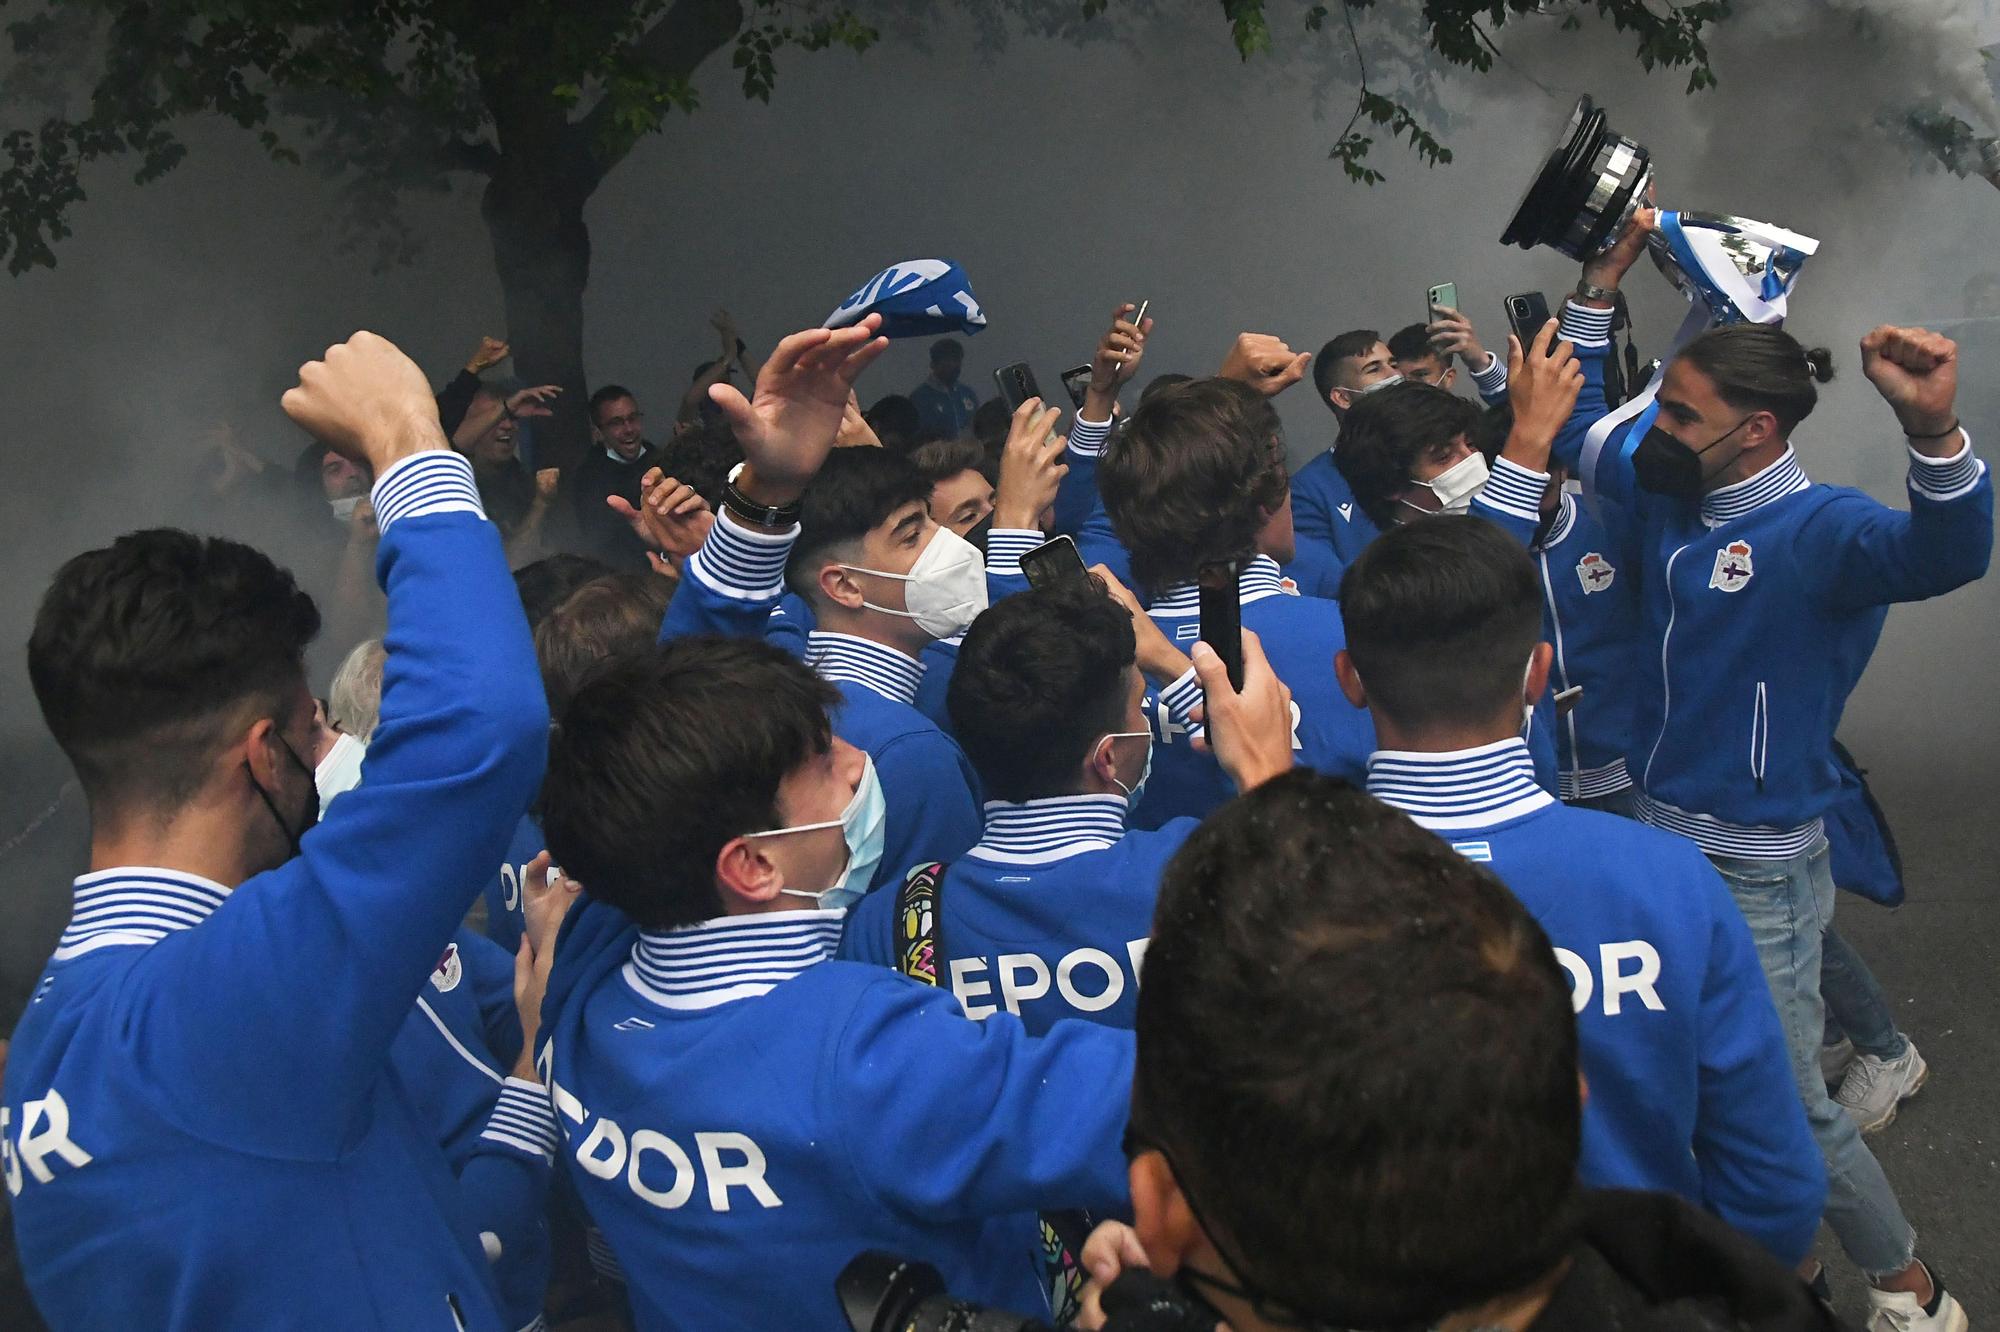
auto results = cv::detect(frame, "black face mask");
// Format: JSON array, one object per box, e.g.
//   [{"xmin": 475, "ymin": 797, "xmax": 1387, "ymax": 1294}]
[
  {"xmin": 962, "ymin": 513, "xmax": 995, "ymax": 556},
  {"xmin": 1630, "ymin": 416, "xmax": 1753, "ymax": 500},
  {"xmin": 247, "ymin": 730, "xmax": 320, "ymax": 861}
]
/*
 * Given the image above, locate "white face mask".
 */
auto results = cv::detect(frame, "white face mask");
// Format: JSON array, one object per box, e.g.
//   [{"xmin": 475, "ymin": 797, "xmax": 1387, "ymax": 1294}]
[
  {"xmin": 1356, "ymin": 372, "xmax": 1405, "ymax": 396},
  {"xmin": 841, "ymin": 525, "xmax": 989, "ymax": 641},
  {"xmin": 1418, "ymin": 452, "xmax": 1490, "ymax": 517},
  {"xmin": 330, "ymin": 494, "xmax": 363, "ymax": 523},
  {"xmin": 753, "ymin": 753, "xmax": 888, "ymax": 912},
  {"xmin": 314, "ymin": 731, "xmax": 367, "ymax": 809},
  {"xmin": 1099, "ymin": 731, "xmax": 1154, "ymax": 811}
]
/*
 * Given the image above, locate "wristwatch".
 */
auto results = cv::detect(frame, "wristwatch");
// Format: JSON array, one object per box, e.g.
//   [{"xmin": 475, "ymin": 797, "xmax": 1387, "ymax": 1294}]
[
  {"xmin": 1573, "ymin": 279, "xmax": 1618, "ymax": 304},
  {"xmin": 722, "ymin": 462, "xmax": 802, "ymax": 529}
]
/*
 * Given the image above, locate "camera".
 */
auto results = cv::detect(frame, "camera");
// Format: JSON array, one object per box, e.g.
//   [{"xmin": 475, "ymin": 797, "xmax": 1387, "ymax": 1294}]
[{"xmin": 838, "ymin": 1251, "xmax": 1217, "ymax": 1332}]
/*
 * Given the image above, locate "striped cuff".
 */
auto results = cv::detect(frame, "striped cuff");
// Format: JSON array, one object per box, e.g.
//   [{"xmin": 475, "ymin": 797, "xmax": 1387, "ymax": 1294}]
[
  {"xmin": 687, "ymin": 512, "xmax": 798, "ymax": 602},
  {"xmin": 1907, "ymin": 430, "xmax": 1985, "ymax": 501},
  {"xmin": 1068, "ymin": 414, "xmax": 1114, "ymax": 459},
  {"xmin": 370, "ymin": 451, "xmax": 485, "ymax": 531},
  {"xmin": 1160, "ymin": 666, "xmax": 1205, "ymax": 740},
  {"xmin": 479, "ymin": 1077, "xmax": 560, "ymax": 1163},
  {"xmin": 1558, "ymin": 301, "xmax": 1614, "ymax": 349},
  {"xmin": 1479, "ymin": 457, "xmax": 1551, "ymax": 523},
  {"xmin": 984, "ymin": 528, "xmax": 1044, "ymax": 577},
  {"xmin": 1469, "ymin": 352, "xmax": 1509, "ymax": 402}
]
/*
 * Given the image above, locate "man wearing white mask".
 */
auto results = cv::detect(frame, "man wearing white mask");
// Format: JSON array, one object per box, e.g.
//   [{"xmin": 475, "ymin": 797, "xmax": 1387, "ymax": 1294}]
[
  {"xmin": 661, "ymin": 321, "xmax": 983, "ymax": 895},
  {"xmin": 838, "ymin": 574, "xmax": 1295, "ymax": 1035}
]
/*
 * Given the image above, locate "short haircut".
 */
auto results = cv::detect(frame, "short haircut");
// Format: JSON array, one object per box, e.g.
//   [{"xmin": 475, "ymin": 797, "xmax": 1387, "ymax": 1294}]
[
  {"xmin": 1333, "ymin": 380, "xmax": 1485, "ymax": 528},
  {"xmin": 1677, "ymin": 324, "xmax": 1835, "ymax": 434},
  {"xmin": 930, "ymin": 338, "xmax": 963, "ymax": 364},
  {"xmin": 656, "ymin": 419, "xmax": 745, "ymax": 507},
  {"xmin": 541, "ymin": 636, "xmax": 839, "ymax": 930},
  {"xmin": 947, "ymin": 578, "xmax": 1136, "ymax": 801},
  {"xmin": 29, "ymin": 530, "xmax": 321, "ymax": 817},
  {"xmin": 535, "ymin": 574, "xmax": 676, "ymax": 717},
  {"xmin": 326, "ymin": 638, "xmax": 387, "ymax": 741},
  {"xmin": 1098, "ymin": 377, "xmax": 1289, "ymax": 597},
  {"xmin": 514, "ymin": 554, "xmax": 614, "ymax": 630},
  {"xmin": 971, "ymin": 397, "xmax": 1012, "ymax": 451},
  {"xmin": 588, "ymin": 384, "xmax": 638, "ymax": 423},
  {"xmin": 909, "ymin": 434, "xmax": 994, "ymax": 490},
  {"xmin": 1339, "ymin": 516, "xmax": 1543, "ymax": 731},
  {"xmin": 1311, "ymin": 328, "xmax": 1382, "ymax": 407},
  {"xmin": 786, "ymin": 448, "xmax": 932, "ymax": 604},
  {"xmin": 1387, "ymin": 322, "xmax": 1441, "ymax": 365},
  {"xmin": 863, "ymin": 394, "xmax": 922, "ymax": 453},
  {"xmin": 1135, "ymin": 770, "xmax": 1581, "ymax": 1327}
]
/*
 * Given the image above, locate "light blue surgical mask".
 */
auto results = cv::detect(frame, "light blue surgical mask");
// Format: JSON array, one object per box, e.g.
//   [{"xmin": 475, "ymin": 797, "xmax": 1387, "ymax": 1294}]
[
  {"xmin": 1100, "ymin": 731, "xmax": 1154, "ymax": 812},
  {"xmin": 761, "ymin": 753, "xmax": 887, "ymax": 911}
]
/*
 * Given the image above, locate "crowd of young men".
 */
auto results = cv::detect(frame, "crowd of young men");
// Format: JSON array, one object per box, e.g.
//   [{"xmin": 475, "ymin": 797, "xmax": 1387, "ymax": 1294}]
[{"xmin": 1, "ymin": 204, "xmax": 1990, "ymax": 1332}]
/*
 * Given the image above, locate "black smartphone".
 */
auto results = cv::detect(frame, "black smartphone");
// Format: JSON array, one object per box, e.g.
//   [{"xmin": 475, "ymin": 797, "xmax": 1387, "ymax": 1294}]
[
  {"xmin": 1196, "ymin": 561, "xmax": 1243, "ymax": 692},
  {"xmin": 993, "ymin": 362, "xmax": 1042, "ymax": 412},
  {"xmin": 1505, "ymin": 291, "xmax": 1554, "ymax": 354},
  {"xmin": 1021, "ymin": 535, "xmax": 1088, "ymax": 590},
  {"xmin": 1058, "ymin": 364, "xmax": 1094, "ymax": 410}
]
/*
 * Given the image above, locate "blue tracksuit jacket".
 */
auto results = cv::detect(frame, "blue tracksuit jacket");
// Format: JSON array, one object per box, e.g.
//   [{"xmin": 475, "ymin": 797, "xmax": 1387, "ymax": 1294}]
[
  {"xmin": 839, "ymin": 794, "xmax": 1193, "ymax": 1033},
  {"xmin": 1367, "ymin": 740, "xmax": 1825, "ymax": 1264},
  {"xmin": 1, "ymin": 452, "xmax": 549, "ymax": 1331},
  {"xmin": 538, "ymin": 900, "xmax": 1134, "ymax": 1330}
]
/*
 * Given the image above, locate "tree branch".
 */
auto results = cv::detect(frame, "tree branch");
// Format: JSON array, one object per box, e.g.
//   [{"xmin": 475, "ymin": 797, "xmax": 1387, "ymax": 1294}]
[{"xmin": 571, "ymin": 0, "xmax": 745, "ymax": 187}]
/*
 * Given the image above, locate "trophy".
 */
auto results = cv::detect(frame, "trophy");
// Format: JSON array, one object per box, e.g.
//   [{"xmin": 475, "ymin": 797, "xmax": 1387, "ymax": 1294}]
[{"xmin": 1501, "ymin": 95, "xmax": 1819, "ymax": 327}]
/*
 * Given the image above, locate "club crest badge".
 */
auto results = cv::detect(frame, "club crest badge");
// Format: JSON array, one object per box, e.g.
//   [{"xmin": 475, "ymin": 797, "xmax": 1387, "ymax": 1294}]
[
  {"xmin": 431, "ymin": 942, "xmax": 463, "ymax": 993},
  {"xmin": 1708, "ymin": 539, "xmax": 1754, "ymax": 593},
  {"xmin": 1576, "ymin": 551, "xmax": 1616, "ymax": 594},
  {"xmin": 1337, "ymin": 502, "xmax": 1354, "ymax": 522}
]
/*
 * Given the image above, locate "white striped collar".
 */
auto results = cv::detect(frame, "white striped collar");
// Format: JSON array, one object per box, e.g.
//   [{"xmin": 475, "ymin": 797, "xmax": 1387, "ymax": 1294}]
[
  {"xmin": 806, "ymin": 631, "xmax": 924, "ymax": 705},
  {"xmin": 623, "ymin": 908, "xmax": 846, "ymax": 1011},
  {"xmin": 1365, "ymin": 738, "xmax": 1554, "ymax": 831},
  {"xmin": 1700, "ymin": 446, "xmax": 1810, "ymax": 528},
  {"xmin": 967, "ymin": 794, "xmax": 1131, "ymax": 866},
  {"xmin": 54, "ymin": 867, "xmax": 234, "ymax": 960},
  {"xmin": 1537, "ymin": 491, "xmax": 1577, "ymax": 551},
  {"xmin": 1150, "ymin": 555, "xmax": 1293, "ymax": 616}
]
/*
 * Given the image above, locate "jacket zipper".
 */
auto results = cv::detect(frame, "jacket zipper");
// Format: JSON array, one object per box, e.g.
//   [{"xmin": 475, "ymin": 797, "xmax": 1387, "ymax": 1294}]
[
  {"xmin": 1643, "ymin": 540, "xmax": 1695, "ymax": 789},
  {"xmin": 1751, "ymin": 680, "xmax": 1768, "ymax": 792}
]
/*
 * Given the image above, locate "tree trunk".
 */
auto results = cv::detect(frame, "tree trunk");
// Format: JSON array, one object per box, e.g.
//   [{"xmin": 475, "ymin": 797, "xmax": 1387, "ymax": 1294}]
[{"xmin": 481, "ymin": 165, "xmax": 592, "ymax": 474}]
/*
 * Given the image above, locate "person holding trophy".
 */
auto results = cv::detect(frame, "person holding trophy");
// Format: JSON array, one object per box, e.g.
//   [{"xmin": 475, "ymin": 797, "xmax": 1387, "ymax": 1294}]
[{"xmin": 1500, "ymin": 98, "xmax": 1991, "ymax": 1332}]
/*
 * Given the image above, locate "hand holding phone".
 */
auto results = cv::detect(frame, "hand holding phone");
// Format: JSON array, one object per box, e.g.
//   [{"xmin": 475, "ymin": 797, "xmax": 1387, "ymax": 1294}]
[
  {"xmin": 1190, "ymin": 625, "xmax": 1296, "ymax": 792},
  {"xmin": 1427, "ymin": 282, "xmax": 1458, "ymax": 320},
  {"xmin": 1058, "ymin": 365, "xmax": 1094, "ymax": 410},
  {"xmin": 1021, "ymin": 535, "xmax": 1088, "ymax": 589},
  {"xmin": 994, "ymin": 362, "xmax": 1043, "ymax": 413},
  {"xmin": 1504, "ymin": 292, "xmax": 1554, "ymax": 356},
  {"xmin": 1196, "ymin": 562, "xmax": 1243, "ymax": 692}
]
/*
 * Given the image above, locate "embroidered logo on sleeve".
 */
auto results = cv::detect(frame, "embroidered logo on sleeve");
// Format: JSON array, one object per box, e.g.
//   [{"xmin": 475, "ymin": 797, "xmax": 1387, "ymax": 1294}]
[
  {"xmin": 1337, "ymin": 502, "xmax": 1354, "ymax": 522},
  {"xmin": 1576, "ymin": 552, "xmax": 1616, "ymax": 594},
  {"xmin": 431, "ymin": 942, "xmax": 464, "ymax": 993},
  {"xmin": 1708, "ymin": 539, "xmax": 1754, "ymax": 593}
]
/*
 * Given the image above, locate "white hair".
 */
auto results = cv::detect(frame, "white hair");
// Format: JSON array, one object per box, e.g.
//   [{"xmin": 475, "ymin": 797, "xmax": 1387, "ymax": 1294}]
[{"xmin": 326, "ymin": 638, "xmax": 387, "ymax": 741}]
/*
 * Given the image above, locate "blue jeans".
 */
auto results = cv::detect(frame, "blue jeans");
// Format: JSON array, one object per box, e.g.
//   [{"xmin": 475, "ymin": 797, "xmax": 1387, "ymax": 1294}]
[
  {"xmin": 1822, "ymin": 928, "xmax": 1907, "ymax": 1062},
  {"xmin": 1709, "ymin": 843, "xmax": 1916, "ymax": 1277}
]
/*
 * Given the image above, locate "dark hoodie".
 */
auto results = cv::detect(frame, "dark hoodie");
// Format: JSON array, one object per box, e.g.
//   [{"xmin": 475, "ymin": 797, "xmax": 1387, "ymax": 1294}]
[{"xmin": 1534, "ymin": 1192, "xmax": 1854, "ymax": 1332}]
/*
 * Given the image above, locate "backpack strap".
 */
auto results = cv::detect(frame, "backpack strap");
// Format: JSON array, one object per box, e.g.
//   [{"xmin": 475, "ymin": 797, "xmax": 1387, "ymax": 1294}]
[{"xmin": 893, "ymin": 861, "xmax": 946, "ymax": 986}]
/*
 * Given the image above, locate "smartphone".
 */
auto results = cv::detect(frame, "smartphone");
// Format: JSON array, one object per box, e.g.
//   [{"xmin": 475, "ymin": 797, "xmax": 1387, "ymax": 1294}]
[
  {"xmin": 1196, "ymin": 561, "xmax": 1244, "ymax": 692},
  {"xmin": 1131, "ymin": 298, "xmax": 1150, "ymax": 328},
  {"xmin": 993, "ymin": 362, "xmax": 1042, "ymax": 412},
  {"xmin": 1058, "ymin": 364, "xmax": 1094, "ymax": 410},
  {"xmin": 1505, "ymin": 291, "xmax": 1554, "ymax": 354},
  {"xmin": 1427, "ymin": 282, "xmax": 1458, "ymax": 318},
  {"xmin": 1021, "ymin": 535, "xmax": 1088, "ymax": 590}
]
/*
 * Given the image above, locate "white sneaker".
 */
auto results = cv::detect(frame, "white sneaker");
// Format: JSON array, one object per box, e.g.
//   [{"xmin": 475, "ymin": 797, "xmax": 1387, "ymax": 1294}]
[
  {"xmin": 1822, "ymin": 1035, "xmax": 1856, "ymax": 1087},
  {"xmin": 1867, "ymin": 1266, "xmax": 1968, "ymax": 1332},
  {"xmin": 1836, "ymin": 1040, "xmax": 1930, "ymax": 1134}
]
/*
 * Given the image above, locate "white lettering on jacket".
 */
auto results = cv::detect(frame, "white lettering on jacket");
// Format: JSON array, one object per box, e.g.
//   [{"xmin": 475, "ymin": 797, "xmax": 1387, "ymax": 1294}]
[
  {"xmin": 550, "ymin": 1071, "xmax": 782, "ymax": 1214},
  {"xmin": 2, "ymin": 1089, "xmax": 94, "ymax": 1195},
  {"xmin": 950, "ymin": 942, "xmax": 1147, "ymax": 1020},
  {"xmin": 1553, "ymin": 942, "xmax": 1666, "ymax": 1016}
]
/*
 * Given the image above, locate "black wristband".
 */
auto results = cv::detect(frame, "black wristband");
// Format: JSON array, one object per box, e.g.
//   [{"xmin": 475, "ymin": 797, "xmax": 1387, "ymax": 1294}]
[
  {"xmin": 1905, "ymin": 419, "xmax": 1962, "ymax": 441},
  {"xmin": 722, "ymin": 463, "xmax": 801, "ymax": 529}
]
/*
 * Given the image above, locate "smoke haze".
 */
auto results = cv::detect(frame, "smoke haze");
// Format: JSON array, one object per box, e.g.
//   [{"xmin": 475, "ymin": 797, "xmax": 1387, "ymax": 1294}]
[{"xmin": 2, "ymin": 0, "xmax": 1998, "ymax": 1004}]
